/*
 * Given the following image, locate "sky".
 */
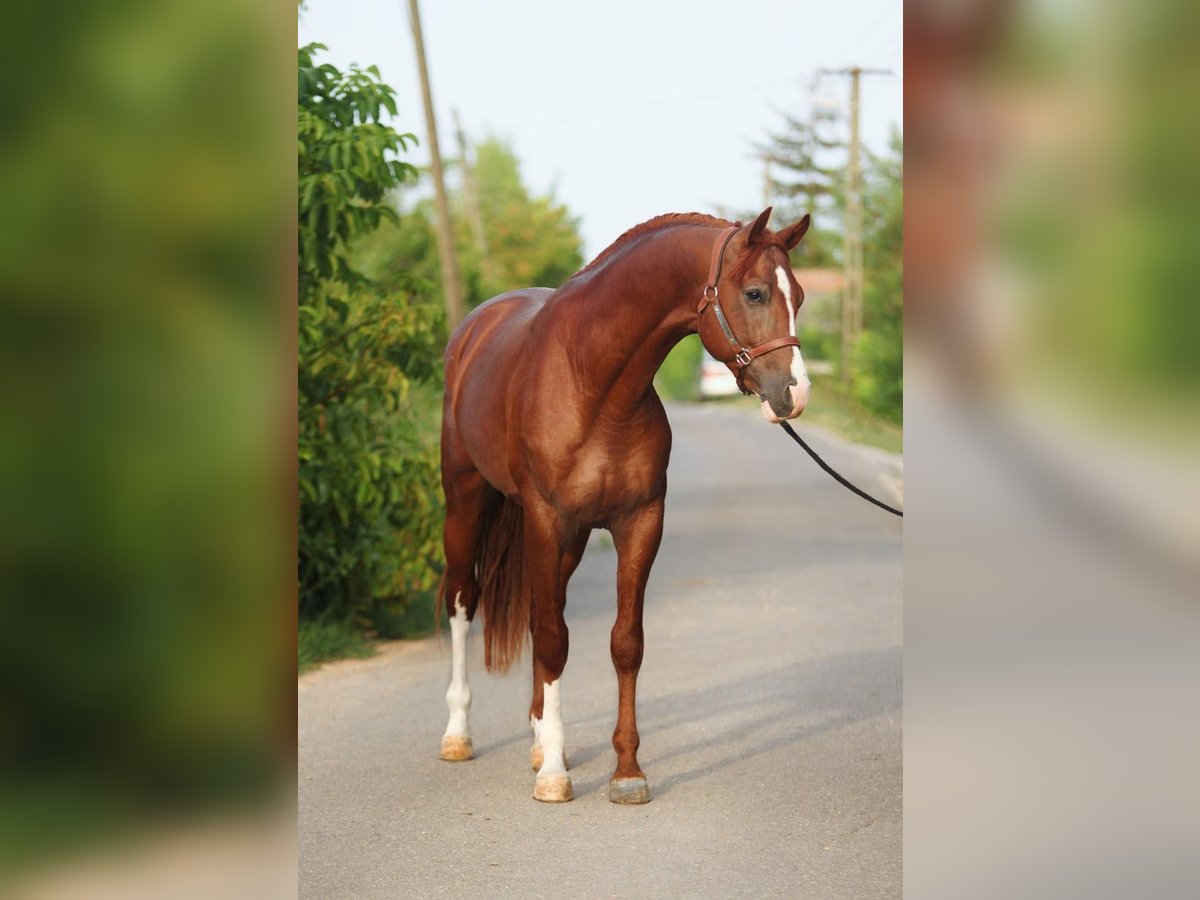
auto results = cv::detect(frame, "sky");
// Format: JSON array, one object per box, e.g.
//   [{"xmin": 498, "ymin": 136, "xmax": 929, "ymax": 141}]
[{"xmin": 299, "ymin": 0, "xmax": 902, "ymax": 259}]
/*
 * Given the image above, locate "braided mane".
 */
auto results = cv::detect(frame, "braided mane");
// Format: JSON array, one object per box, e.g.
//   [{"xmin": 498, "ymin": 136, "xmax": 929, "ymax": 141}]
[{"xmin": 570, "ymin": 212, "xmax": 740, "ymax": 281}]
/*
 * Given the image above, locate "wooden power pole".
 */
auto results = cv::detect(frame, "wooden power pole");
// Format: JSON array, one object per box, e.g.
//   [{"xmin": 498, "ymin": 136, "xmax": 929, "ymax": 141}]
[
  {"xmin": 452, "ymin": 109, "xmax": 496, "ymax": 288},
  {"xmin": 406, "ymin": 0, "xmax": 465, "ymax": 332},
  {"xmin": 820, "ymin": 66, "xmax": 891, "ymax": 388}
]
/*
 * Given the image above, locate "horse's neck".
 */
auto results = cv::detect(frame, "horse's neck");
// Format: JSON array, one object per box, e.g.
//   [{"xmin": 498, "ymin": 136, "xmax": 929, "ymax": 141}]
[{"xmin": 553, "ymin": 226, "xmax": 712, "ymax": 411}]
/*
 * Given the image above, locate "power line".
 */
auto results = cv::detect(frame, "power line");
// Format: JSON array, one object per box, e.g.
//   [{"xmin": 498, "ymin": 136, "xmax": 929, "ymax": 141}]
[{"xmin": 507, "ymin": 74, "xmax": 806, "ymax": 131}]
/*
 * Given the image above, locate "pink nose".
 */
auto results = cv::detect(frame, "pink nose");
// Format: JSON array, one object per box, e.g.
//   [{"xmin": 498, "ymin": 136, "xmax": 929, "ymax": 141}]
[{"xmin": 789, "ymin": 379, "xmax": 810, "ymax": 416}]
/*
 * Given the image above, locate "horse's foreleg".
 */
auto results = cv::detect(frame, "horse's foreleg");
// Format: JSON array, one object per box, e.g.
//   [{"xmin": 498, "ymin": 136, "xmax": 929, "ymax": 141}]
[
  {"xmin": 526, "ymin": 505, "xmax": 574, "ymax": 802},
  {"xmin": 607, "ymin": 499, "xmax": 664, "ymax": 804}
]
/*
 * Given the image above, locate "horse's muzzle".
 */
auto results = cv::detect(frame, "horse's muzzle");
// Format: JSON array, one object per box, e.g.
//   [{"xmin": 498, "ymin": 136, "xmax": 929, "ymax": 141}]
[{"xmin": 760, "ymin": 379, "xmax": 810, "ymax": 423}]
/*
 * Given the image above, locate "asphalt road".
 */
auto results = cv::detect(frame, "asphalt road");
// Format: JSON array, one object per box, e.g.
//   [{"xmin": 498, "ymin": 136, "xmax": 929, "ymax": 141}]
[{"xmin": 299, "ymin": 401, "xmax": 903, "ymax": 899}]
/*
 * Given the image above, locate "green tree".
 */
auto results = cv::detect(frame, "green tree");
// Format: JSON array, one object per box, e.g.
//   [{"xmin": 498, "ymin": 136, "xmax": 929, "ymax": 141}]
[
  {"xmin": 852, "ymin": 128, "xmax": 903, "ymax": 423},
  {"xmin": 466, "ymin": 139, "xmax": 584, "ymax": 300},
  {"xmin": 356, "ymin": 137, "xmax": 584, "ymax": 308},
  {"xmin": 759, "ymin": 110, "xmax": 845, "ymax": 269},
  {"xmin": 298, "ymin": 43, "xmax": 445, "ymax": 631}
]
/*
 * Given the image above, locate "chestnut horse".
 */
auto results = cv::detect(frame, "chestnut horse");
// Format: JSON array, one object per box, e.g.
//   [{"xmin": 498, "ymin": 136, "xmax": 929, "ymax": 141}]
[{"xmin": 438, "ymin": 207, "xmax": 812, "ymax": 803}]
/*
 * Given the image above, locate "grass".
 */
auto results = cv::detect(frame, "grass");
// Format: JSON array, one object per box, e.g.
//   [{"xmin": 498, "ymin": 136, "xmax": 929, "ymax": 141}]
[
  {"xmin": 298, "ymin": 619, "xmax": 377, "ymax": 674},
  {"xmin": 298, "ymin": 592, "xmax": 443, "ymax": 675},
  {"xmin": 799, "ymin": 375, "xmax": 903, "ymax": 454},
  {"xmin": 368, "ymin": 592, "xmax": 439, "ymax": 642}
]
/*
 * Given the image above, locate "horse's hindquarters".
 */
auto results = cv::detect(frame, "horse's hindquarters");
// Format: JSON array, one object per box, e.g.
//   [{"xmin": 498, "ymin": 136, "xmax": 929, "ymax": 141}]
[{"xmin": 442, "ymin": 289, "xmax": 552, "ymax": 497}]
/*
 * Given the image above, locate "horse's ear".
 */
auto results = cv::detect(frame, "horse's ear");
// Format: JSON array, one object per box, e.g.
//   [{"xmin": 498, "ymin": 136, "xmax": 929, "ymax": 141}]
[
  {"xmin": 778, "ymin": 214, "xmax": 812, "ymax": 251},
  {"xmin": 746, "ymin": 207, "xmax": 773, "ymax": 244}
]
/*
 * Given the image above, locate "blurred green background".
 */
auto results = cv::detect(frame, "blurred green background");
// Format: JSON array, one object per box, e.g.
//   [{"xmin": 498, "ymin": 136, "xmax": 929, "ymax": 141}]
[{"xmin": 0, "ymin": 0, "xmax": 291, "ymax": 885}]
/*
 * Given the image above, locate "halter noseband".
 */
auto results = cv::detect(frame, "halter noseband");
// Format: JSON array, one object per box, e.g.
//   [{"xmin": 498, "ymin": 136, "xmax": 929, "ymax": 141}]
[{"xmin": 696, "ymin": 225, "xmax": 802, "ymax": 396}]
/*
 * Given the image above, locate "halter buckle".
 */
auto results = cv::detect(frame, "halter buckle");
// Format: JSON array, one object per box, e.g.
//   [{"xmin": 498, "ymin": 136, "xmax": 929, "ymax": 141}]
[{"xmin": 734, "ymin": 348, "xmax": 752, "ymax": 368}]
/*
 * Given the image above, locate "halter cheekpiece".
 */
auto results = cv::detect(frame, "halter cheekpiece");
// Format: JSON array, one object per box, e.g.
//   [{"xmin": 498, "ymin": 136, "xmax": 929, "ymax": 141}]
[{"xmin": 696, "ymin": 225, "xmax": 802, "ymax": 395}]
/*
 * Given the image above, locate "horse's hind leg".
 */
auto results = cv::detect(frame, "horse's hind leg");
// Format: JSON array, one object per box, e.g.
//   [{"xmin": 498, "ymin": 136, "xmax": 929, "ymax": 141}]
[
  {"xmin": 439, "ymin": 469, "xmax": 490, "ymax": 762},
  {"xmin": 529, "ymin": 529, "xmax": 588, "ymax": 771},
  {"xmin": 606, "ymin": 499, "xmax": 664, "ymax": 804}
]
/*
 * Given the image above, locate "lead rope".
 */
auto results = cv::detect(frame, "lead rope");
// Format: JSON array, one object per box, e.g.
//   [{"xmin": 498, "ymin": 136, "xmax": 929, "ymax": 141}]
[{"xmin": 778, "ymin": 421, "xmax": 903, "ymax": 517}]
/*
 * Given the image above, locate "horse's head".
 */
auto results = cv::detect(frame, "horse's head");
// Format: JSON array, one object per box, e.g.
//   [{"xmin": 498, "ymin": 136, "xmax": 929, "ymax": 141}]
[{"xmin": 698, "ymin": 207, "xmax": 812, "ymax": 422}]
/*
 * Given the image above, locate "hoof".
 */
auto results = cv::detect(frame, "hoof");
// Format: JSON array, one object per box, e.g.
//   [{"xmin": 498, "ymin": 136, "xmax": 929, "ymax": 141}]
[
  {"xmin": 530, "ymin": 746, "xmax": 569, "ymax": 771},
  {"xmin": 608, "ymin": 777, "xmax": 650, "ymax": 805},
  {"xmin": 439, "ymin": 735, "xmax": 474, "ymax": 762},
  {"xmin": 533, "ymin": 773, "xmax": 574, "ymax": 803}
]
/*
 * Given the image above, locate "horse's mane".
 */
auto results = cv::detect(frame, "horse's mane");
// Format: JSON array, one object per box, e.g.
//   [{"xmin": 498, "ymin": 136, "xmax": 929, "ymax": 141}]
[{"xmin": 570, "ymin": 212, "xmax": 740, "ymax": 281}]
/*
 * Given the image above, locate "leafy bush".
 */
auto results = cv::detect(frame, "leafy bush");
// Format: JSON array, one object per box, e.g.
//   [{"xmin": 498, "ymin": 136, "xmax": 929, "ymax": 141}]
[
  {"xmin": 298, "ymin": 288, "xmax": 444, "ymax": 622},
  {"xmin": 799, "ymin": 322, "xmax": 838, "ymax": 367},
  {"xmin": 354, "ymin": 137, "xmax": 585, "ymax": 311},
  {"xmin": 852, "ymin": 130, "xmax": 903, "ymax": 424},
  {"xmin": 298, "ymin": 43, "xmax": 445, "ymax": 630},
  {"xmin": 852, "ymin": 322, "xmax": 903, "ymax": 424},
  {"xmin": 655, "ymin": 334, "xmax": 702, "ymax": 401}
]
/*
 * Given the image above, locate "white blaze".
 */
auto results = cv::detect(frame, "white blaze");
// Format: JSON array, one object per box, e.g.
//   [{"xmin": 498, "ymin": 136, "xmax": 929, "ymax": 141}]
[
  {"xmin": 776, "ymin": 265, "xmax": 809, "ymax": 387},
  {"xmin": 535, "ymin": 679, "xmax": 567, "ymax": 777},
  {"xmin": 442, "ymin": 594, "xmax": 472, "ymax": 739}
]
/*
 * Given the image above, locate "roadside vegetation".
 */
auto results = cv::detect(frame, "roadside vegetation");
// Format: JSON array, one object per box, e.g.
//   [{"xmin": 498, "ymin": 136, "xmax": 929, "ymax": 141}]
[{"xmin": 297, "ymin": 44, "xmax": 583, "ymax": 670}]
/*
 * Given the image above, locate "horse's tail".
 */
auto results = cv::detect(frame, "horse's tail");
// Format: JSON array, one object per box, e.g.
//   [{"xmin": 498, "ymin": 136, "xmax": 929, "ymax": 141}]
[{"xmin": 475, "ymin": 493, "xmax": 529, "ymax": 673}]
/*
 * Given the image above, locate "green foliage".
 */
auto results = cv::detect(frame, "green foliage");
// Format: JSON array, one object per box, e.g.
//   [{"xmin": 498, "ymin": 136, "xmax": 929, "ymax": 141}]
[
  {"xmin": 465, "ymin": 139, "xmax": 584, "ymax": 300},
  {"xmin": 799, "ymin": 322, "xmax": 838, "ymax": 365},
  {"xmin": 800, "ymin": 377, "xmax": 905, "ymax": 455},
  {"xmin": 357, "ymin": 137, "xmax": 585, "ymax": 308},
  {"xmin": 353, "ymin": 183, "xmax": 442, "ymax": 297},
  {"xmin": 852, "ymin": 325, "xmax": 903, "ymax": 422},
  {"xmin": 853, "ymin": 129, "xmax": 903, "ymax": 423},
  {"xmin": 298, "ymin": 43, "xmax": 445, "ymax": 629},
  {"xmin": 655, "ymin": 334, "xmax": 703, "ymax": 401},
  {"xmin": 2, "ymin": 0, "xmax": 288, "ymax": 867},
  {"xmin": 760, "ymin": 111, "xmax": 845, "ymax": 268},
  {"xmin": 298, "ymin": 619, "xmax": 376, "ymax": 674},
  {"xmin": 298, "ymin": 43, "xmax": 417, "ymax": 295}
]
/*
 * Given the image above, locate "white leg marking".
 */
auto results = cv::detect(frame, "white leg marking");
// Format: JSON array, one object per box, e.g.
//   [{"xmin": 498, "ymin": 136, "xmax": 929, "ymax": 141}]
[
  {"xmin": 535, "ymin": 679, "xmax": 567, "ymax": 777},
  {"xmin": 443, "ymin": 594, "xmax": 471, "ymax": 739},
  {"xmin": 529, "ymin": 712, "xmax": 544, "ymax": 770},
  {"xmin": 776, "ymin": 264, "xmax": 811, "ymax": 393}
]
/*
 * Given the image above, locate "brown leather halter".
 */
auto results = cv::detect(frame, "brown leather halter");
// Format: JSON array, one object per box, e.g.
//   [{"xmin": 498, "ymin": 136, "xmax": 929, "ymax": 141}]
[{"xmin": 696, "ymin": 225, "xmax": 802, "ymax": 396}]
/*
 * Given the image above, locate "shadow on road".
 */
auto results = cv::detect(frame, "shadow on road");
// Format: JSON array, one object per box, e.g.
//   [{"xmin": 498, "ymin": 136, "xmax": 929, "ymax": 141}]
[{"xmin": 470, "ymin": 645, "xmax": 900, "ymax": 799}]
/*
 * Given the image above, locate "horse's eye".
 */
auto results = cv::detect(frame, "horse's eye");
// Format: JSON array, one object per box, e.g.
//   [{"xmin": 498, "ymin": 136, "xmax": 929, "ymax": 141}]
[{"xmin": 744, "ymin": 288, "xmax": 764, "ymax": 304}]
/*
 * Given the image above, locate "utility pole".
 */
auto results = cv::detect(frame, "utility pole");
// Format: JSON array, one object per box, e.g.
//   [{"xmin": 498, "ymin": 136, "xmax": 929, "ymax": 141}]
[
  {"xmin": 819, "ymin": 66, "xmax": 891, "ymax": 389},
  {"xmin": 844, "ymin": 67, "xmax": 863, "ymax": 390},
  {"xmin": 406, "ymin": 0, "xmax": 465, "ymax": 332},
  {"xmin": 452, "ymin": 109, "xmax": 496, "ymax": 288}
]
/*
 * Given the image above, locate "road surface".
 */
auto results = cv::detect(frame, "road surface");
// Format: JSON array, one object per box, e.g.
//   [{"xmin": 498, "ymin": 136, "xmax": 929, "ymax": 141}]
[{"xmin": 299, "ymin": 401, "xmax": 902, "ymax": 898}]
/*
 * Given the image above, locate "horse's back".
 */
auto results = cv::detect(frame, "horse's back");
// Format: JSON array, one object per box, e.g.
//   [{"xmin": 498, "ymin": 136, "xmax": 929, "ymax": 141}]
[{"xmin": 442, "ymin": 288, "xmax": 554, "ymax": 494}]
